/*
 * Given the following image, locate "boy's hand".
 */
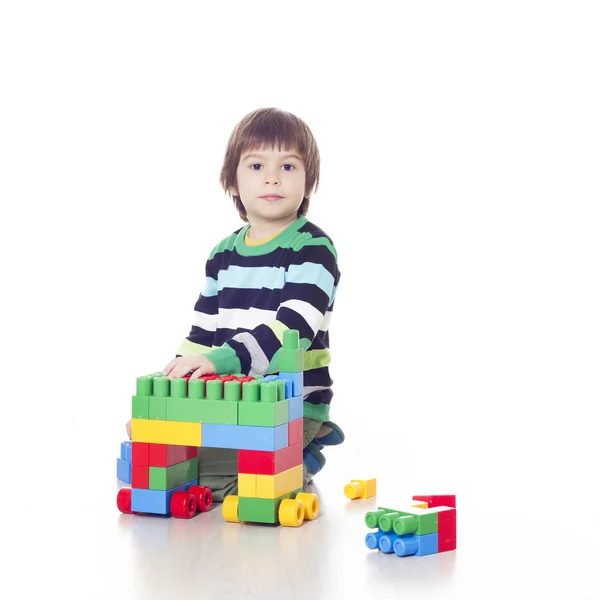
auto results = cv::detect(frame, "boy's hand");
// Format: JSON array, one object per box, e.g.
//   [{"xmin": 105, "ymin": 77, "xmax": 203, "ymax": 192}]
[{"xmin": 163, "ymin": 355, "xmax": 217, "ymax": 380}]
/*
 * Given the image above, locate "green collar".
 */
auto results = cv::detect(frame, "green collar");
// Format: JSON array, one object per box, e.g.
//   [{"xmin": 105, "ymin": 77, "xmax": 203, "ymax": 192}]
[{"xmin": 234, "ymin": 216, "xmax": 307, "ymax": 256}]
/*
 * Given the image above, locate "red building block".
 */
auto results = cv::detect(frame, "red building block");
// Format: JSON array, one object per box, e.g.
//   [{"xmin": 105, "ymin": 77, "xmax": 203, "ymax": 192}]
[
  {"xmin": 132, "ymin": 442, "xmax": 149, "ymax": 466},
  {"xmin": 238, "ymin": 442, "xmax": 303, "ymax": 475},
  {"xmin": 413, "ymin": 495, "xmax": 457, "ymax": 552},
  {"xmin": 131, "ymin": 465, "xmax": 149, "ymax": 489},
  {"xmin": 288, "ymin": 418, "xmax": 303, "ymax": 445},
  {"xmin": 148, "ymin": 444, "xmax": 198, "ymax": 467},
  {"xmin": 412, "ymin": 495, "xmax": 456, "ymax": 508},
  {"xmin": 437, "ymin": 507, "xmax": 457, "ymax": 552}
]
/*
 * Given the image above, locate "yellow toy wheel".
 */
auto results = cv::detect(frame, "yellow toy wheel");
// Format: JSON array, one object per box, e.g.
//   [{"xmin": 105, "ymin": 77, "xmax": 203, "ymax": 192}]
[
  {"xmin": 296, "ymin": 492, "xmax": 319, "ymax": 520},
  {"xmin": 279, "ymin": 498, "xmax": 305, "ymax": 527},
  {"xmin": 222, "ymin": 495, "xmax": 240, "ymax": 523}
]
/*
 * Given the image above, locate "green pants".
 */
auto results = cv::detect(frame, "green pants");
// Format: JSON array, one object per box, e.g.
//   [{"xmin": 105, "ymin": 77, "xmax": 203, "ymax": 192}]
[{"xmin": 197, "ymin": 418, "xmax": 323, "ymax": 502}]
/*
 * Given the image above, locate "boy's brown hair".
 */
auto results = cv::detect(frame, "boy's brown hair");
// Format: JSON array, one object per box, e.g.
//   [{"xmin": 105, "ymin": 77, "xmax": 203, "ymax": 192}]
[{"xmin": 219, "ymin": 107, "xmax": 321, "ymax": 222}]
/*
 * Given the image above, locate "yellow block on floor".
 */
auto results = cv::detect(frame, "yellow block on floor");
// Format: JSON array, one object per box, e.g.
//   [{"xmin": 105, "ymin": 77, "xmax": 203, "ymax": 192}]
[
  {"xmin": 131, "ymin": 418, "xmax": 202, "ymax": 446},
  {"xmin": 256, "ymin": 465, "xmax": 303, "ymax": 499}
]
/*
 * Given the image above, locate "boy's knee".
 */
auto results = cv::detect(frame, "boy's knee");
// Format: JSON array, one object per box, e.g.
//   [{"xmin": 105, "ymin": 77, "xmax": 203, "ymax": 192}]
[{"xmin": 303, "ymin": 418, "xmax": 324, "ymax": 449}]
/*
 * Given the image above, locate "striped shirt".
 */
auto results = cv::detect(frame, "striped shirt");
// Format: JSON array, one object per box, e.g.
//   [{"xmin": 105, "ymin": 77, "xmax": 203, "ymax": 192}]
[{"xmin": 177, "ymin": 216, "xmax": 341, "ymax": 412}]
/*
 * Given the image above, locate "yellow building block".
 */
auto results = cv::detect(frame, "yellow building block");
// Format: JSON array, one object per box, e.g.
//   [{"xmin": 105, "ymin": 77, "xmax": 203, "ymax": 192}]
[
  {"xmin": 411, "ymin": 500, "xmax": 429, "ymax": 509},
  {"xmin": 344, "ymin": 478, "xmax": 377, "ymax": 499},
  {"xmin": 131, "ymin": 418, "xmax": 202, "ymax": 446},
  {"xmin": 238, "ymin": 473, "xmax": 257, "ymax": 498},
  {"xmin": 256, "ymin": 465, "xmax": 303, "ymax": 499}
]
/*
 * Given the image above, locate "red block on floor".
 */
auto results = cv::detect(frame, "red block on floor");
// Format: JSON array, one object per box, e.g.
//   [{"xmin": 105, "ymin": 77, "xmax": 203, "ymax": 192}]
[
  {"xmin": 437, "ymin": 507, "xmax": 457, "ymax": 552},
  {"xmin": 238, "ymin": 442, "xmax": 303, "ymax": 475},
  {"xmin": 148, "ymin": 443, "xmax": 198, "ymax": 467}
]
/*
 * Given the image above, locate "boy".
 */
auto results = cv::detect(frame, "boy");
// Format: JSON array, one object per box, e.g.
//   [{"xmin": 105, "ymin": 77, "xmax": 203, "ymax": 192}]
[{"xmin": 127, "ymin": 107, "xmax": 343, "ymax": 501}]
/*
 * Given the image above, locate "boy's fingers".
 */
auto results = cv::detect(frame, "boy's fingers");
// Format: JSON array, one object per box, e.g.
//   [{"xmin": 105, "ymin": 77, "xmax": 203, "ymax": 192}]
[{"xmin": 190, "ymin": 367, "xmax": 205, "ymax": 379}]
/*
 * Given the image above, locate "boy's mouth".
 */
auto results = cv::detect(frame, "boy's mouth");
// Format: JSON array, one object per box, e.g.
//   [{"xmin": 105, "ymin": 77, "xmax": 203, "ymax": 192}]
[{"xmin": 260, "ymin": 195, "xmax": 283, "ymax": 200}]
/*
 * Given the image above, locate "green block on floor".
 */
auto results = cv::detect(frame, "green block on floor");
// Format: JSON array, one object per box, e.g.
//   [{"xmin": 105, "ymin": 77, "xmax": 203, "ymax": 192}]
[
  {"xmin": 149, "ymin": 396, "xmax": 167, "ymax": 420},
  {"xmin": 238, "ymin": 399, "xmax": 289, "ymax": 426},
  {"xmin": 132, "ymin": 396, "xmax": 149, "ymax": 419},
  {"xmin": 197, "ymin": 400, "xmax": 239, "ymax": 425},
  {"xmin": 278, "ymin": 348, "xmax": 304, "ymax": 372},
  {"xmin": 149, "ymin": 457, "xmax": 198, "ymax": 490},
  {"xmin": 166, "ymin": 397, "xmax": 203, "ymax": 422},
  {"xmin": 378, "ymin": 505, "xmax": 439, "ymax": 535},
  {"xmin": 238, "ymin": 488, "xmax": 302, "ymax": 524}
]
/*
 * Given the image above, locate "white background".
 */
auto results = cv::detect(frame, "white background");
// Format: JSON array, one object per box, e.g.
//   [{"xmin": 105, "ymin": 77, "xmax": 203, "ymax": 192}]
[{"xmin": 1, "ymin": 1, "xmax": 599, "ymax": 598}]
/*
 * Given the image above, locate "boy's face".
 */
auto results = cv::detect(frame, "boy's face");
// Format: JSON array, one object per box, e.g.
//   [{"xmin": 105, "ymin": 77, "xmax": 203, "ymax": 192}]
[{"xmin": 233, "ymin": 146, "xmax": 306, "ymax": 226}]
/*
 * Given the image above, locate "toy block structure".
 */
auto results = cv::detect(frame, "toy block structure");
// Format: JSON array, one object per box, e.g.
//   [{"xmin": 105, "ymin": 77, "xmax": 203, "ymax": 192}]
[
  {"xmin": 364, "ymin": 495, "xmax": 456, "ymax": 557},
  {"xmin": 116, "ymin": 329, "xmax": 319, "ymax": 526},
  {"xmin": 344, "ymin": 478, "xmax": 377, "ymax": 500}
]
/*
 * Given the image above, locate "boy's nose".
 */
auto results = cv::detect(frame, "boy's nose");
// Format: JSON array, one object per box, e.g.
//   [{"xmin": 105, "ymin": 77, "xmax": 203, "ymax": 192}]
[{"xmin": 264, "ymin": 169, "xmax": 280, "ymax": 184}]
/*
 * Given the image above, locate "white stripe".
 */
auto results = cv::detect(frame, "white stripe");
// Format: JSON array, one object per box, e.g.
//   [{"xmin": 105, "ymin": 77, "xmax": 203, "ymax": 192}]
[
  {"xmin": 218, "ymin": 306, "xmax": 277, "ymax": 331},
  {"xmin": 192, "ymin": 311, "xmax": 217, "ymax": 331},
  {"xmin": 303, "ymin": 384, "xmax": 330, "ymax": 399},
  {"xmin": 319, "ymin": 310, "xmax": 332, "ymax": 332},
  {"xmin": 231, "ymin": 332, "xmax": 270, "ymax": 376},
  {"xmin": 280, "ymin": 299, "xmax": 324, "ymax": 336}
]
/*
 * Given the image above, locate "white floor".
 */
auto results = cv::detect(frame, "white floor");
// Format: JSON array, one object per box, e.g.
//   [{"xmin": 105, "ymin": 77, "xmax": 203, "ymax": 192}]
[{"xmin": 11, "ymin": 412, "xmax": 596, "ymax": 600}]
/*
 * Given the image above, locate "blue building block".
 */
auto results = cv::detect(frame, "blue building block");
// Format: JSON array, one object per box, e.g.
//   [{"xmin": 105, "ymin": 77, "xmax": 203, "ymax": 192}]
[
  {"xmin": 379, "ymin": 533, "xmax": 401, "ymax": 554},
  {"xmin": 414, "ymin": 533, "xmax": 438, "ymax": 556},
  {"xmin": 279, "ymin": 372, "xmax": 303, "ymax": 396},
  {"xmin": 266, "ymin": 374, "xmax": 293, "ymax": 398},
  {"xmin": 366, "ymin": 529, "xmax": 440, "ymax": 557},
  {"xmin": 393, "ymin": 533, "xmax": 438, "ymax": 557},
  {"xmin": 365, "ymin": 530, "xmax": 386, "ymax": 550},
  {"xmin": 131, "ymin": 480, "xmax": 198, "ymax": 514},
  {"xmin": 202, "ymin": 423, "xmax": 288, "ymax": 451},
  {"xmin": 121, "ymin": 441, "xmax": 132, "ymax": 463},
  {"xmin": 288, "ymin": 394, "xmax": 303, "ymax": 421},
  {"xmin": 117, "ymin": 458, "xmax": 132, "ymax": 484}
]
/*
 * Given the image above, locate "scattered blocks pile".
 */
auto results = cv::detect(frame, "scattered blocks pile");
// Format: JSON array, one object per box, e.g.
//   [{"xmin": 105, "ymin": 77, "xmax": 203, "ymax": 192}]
[{"xmin": 365, "ymin": 495, "xmax": 456, "ymax": 556}]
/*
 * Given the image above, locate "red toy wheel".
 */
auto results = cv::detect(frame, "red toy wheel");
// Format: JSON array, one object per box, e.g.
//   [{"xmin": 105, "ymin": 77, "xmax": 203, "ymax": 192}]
[
  {"xmin": 171, "ymin": 491, "xmax": 197, "ymax": 518},
  {"xmin": 117, "ymin": 488, "xmax": 134, "ymax": 514},
  {"xmin": 189, "ymin": 485, "xmax": 213, "ymax": 512}
]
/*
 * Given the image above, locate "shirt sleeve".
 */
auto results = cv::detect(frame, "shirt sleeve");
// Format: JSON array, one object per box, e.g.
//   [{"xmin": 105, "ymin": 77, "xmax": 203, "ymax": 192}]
[
  {"xmin": 202, "ymin": 243, "xmax": 339, "ymax": 376},
  {"xmin": 176, "ymin": 259, "xmax": 219, "ymax": 357}
]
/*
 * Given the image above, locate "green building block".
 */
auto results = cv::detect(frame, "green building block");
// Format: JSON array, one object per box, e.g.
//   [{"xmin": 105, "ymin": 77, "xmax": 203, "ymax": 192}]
[
  {"xmin": 238, "ymin": 399, "xmax": 289, "ymax": 426},
  {"xmin": 170, "ymin": 378, "xmax": 188, "ymax": 398},
  {"xmin": 278, "ymin": 348, "xmax": 304, "ymax": 372},
  {"xmin": 149, "ymin": 457, "xmax": 198, "ymax": 490},
  {"xmin": 369, "ymin": 506, "xmax": 439, "ymax": 535},
  {"xmin": 149, "ymin": 396, "xmax": 167, "ymax": 420},
  {"xmin": 136, "ymin": 376, "xmax": 153, "ymax": 396},
  {"xmin": 206, "ymin": 379, "xmax": 223, "ymax": 400},
  {"xmin": 238, "ymin": 488, "xmax": 302, "ymax": 524},
  {"xmin": 188, "ymin": 378, "xmax": 206, "ymax": 399},
  {"xmin": 131, "ymin": 396, "xmax": 149, "ymax": 419},
  {"xmin": 283, "ymin": 329, "xmax": 299, "ymax": 349},
  {"xmin": 153, "ymin": 376, "xmax": 170, "ymax": 397},
  {"xmin": 166, "ymin": 397, "xmax": 203, "ymax": 423},
  {"xmin": 196, "ymin": 400, "xmax": 238, "ymax": 425}
]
